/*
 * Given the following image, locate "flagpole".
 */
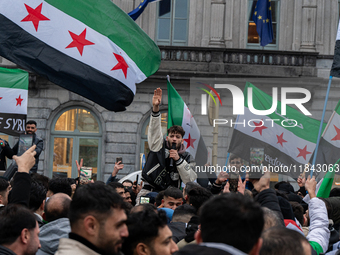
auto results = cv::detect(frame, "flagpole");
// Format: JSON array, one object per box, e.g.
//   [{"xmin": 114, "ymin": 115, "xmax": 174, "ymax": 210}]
[
  {"xmin": 225, "ymin": 152, "xmax": 230, "ymax": 167},
  {"xmin": 311, "ymin": 76, "xmax": 333, "ymax": 176},
  {"xmin": 212, "ymin": 93, "xmax": 219, "ymax": 168},
  {"xmin": 322, "ymin": 110, "xmax": 336, "ymax": 137}
]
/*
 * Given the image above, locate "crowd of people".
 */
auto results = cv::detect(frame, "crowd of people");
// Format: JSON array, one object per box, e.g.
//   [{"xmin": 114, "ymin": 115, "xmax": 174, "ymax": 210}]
[{"xmin": 0, "ymin": 88, "xmax": 338, "ymax": 255}]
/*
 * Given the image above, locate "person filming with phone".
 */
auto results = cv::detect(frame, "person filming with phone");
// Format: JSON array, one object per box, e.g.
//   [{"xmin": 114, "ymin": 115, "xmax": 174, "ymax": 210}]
[
  {"xmin": 10, "ymin": 120, "xmax": 43, "ymax": 173},
  {"xmin": 138, "ymin": 88, "xmax": 197, "ymax": 204}
]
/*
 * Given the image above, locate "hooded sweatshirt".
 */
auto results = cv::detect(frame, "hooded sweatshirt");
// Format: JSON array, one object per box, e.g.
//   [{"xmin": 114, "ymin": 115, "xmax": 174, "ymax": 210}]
[{"xmin": 36, "ymin": 218, "xmax": 71, "ymax": 255}]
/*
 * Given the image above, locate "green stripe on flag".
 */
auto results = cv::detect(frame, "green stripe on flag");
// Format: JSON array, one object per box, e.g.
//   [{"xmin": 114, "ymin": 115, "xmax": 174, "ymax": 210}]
[
  {"xmin": 45, "ymin": 0, "xmax": 160, "ymax": 77},
  {"xmin": 0, "ymin": 67, "xmax": 28, "ymax": 89},
  {"xmin": 244, "ymin": 82, "xmax": 325, "ymax": 143},
  {"xmin": 317, "ymin": 157, "xmax": 340, "ymax": 198},
  {"xmin": 309, "ymin": 241, "xmax": 323, "ymax": 255},
  {"xmin": 335, "ymin": 99, "xmax": 340, "ymax": 114},
  {"xmin": 167, "ymin": 80, "xmax": 184, "ymax": 130}
]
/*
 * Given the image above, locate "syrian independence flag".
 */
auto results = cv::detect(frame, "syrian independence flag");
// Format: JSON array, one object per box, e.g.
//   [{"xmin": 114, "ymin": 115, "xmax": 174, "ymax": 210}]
[
  {"xmin": 314, "ymin": 101, "xmax": 340, "ymax": 172},
  {"xmin": 330, "ymin": 19, "xmax": 340, "ymax": 78},
  {"xmin": 228, "ymin": 82, "xmax": 325, "ymax": 178},
  {"xmin": 0, "ymin": 0, "xmax": 161, "ymax": 112},
  {"xmin": 316, "ymin": 159, "xmax": 340, "ymax": 198},
  {"xmin": 0, "ymin": 67, "xmax": 28, "ymax": 136},
  {"xmin": 167, "ymin": 80, "xmax": 208, "ymax": 166}
]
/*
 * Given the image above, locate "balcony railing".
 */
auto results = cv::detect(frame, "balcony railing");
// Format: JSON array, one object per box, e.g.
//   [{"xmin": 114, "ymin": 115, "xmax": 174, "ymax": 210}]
[
  {"xmin": 159, "ymin": 46, "xmax": 318, "ymax": 66},
  {"xmin": 157, "ymin": 46, "xmax": 319, "ymax": 77}
]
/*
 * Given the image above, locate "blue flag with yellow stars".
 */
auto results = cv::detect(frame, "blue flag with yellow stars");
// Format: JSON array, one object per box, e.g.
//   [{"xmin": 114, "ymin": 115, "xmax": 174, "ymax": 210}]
[{"xmin": 252, "ymin": 0, "xmax": 273, "ymax": 47}]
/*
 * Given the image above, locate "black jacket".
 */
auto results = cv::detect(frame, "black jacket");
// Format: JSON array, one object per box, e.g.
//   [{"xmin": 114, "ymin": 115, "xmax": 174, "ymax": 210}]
[
  {"xmin": 142, "ymin": 140, "xmax": 191, "ymax": 191},
  {"xmin": 0, "ymin": 245, "xmax": 16, "ymax": 255},
  {"xmin": 175, "ymin": 244, "xmax": 237, "ymax": 255},
  {"xmin": 8, "ymin": 172, "xmax": 32, "ymax": 207},
  {"xmin": 168, "ymin": 222, "xmax": 186, "ymax": 243},
  {"xmin": 0, "ymin": 140, "xmax": 15, "ymax": 170}
]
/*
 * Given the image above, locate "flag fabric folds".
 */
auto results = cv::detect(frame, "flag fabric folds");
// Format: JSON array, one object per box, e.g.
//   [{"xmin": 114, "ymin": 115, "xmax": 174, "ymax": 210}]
[
  {"xmin": 167, "ymin": 80, "xmax": 208, "ymax": 166},
  {"xmin": 252, "ymin": 0, "xmax": 273, "ymax": 47},
  {"xmin": 0, "ymin": 0, "xmax": 161, "ymax": 112},
  {"xmin": 128, "ymin": 0, "xmax": 157, "ymax": 21},
  {"xmin": 316, "ymin": 158, "xmax": 340, "ymax": 198},
  {"xmin": 0, "ymin": 67, "xmax": 28, "ymax": 136},
  {"xmin": 330, "ymin": 20, "xmax": 340, "ymax": 78},
  {"xmin": 314, "ymin": 101, "xmax": 340, "ymax": 169},
  {"xmin": 228, "ymin": 82, "xmax": 325, "ymax": 178}
]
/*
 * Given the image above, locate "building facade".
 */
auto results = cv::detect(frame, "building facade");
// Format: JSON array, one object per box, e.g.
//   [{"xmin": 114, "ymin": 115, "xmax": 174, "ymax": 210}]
[{"xmin": 1, "ymin": 0, "xmax": 340, "ymax": 181}]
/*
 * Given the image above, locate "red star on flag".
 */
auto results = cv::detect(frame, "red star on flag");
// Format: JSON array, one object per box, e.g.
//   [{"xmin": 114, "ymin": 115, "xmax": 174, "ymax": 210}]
[
  {"xmin": 297, "ymin": 145, "xmax": 312, "ymax": 161},
  {"xmin": 21, "ymin": 3, "xmax": 50, "ymax": 32},
  {"xmin": 184, "ymin": 134, "xmax": 196, "ymax": 149},
  {"xmin": 276, "ymin": 133, "xmax": 287, "ymax": 147},
  {"xmin": 252, "ymin": 120, "xmax": 267, "ymax": 136},
  {"xmin": 111, "ymin": 53, "xmax": 129, "ymax": 78},
  {"xmin": 331, "ymin": 125, "xmax": 340, "ymax": 141},
  {"xmin": 16, "ymin": 95, "xmax": 24, "ymax": 106},
  {"xmin": 0, "ymin": 97, "xmax": 2, "ymax": 100},
  {"xmin": 66, "ymin": 28, "xmax": 94, "ymax": 56}
]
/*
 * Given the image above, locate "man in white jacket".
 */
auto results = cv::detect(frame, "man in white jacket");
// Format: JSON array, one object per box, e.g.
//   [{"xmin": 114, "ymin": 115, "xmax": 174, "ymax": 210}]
[
  {"xmin": 139, "ymin": 88, "xmax": 197, "ymax": 204},
  {"xmin": 305, "ymin": 176, "xmax": 330, "ymax": 255}
]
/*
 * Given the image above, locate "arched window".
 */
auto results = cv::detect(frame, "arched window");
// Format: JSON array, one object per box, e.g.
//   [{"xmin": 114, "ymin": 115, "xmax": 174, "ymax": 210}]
[{"xmin": 50, "ymin": 107, "xmax": 102, "ymax": 179}]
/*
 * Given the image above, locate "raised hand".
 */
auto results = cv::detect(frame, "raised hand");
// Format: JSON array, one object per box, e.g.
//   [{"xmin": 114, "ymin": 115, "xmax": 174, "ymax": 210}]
[
  {"xmin": 223, "ymin": 181, "xmax": 230, "ymax": 193},
  {"xmin": 132, "ymin": 180, "xmax": 143, "ymax": 195},
  {"xmin": 76, "ymin": 159, "xmax": 83, "ymax": 177},
  {"xmin": 252, "ymin": 166, "xmax": 270, "ymax": 193},
  {"xmin": 112, "ymin": 161, "xmax": 124, "ymax": 177},
  {"xmin": 152, "ymin": 88, "xmax": 162, "ymax": 112},
  {"xmin": 297, "ymin": 174, "xmax": 306, "ymax": 187},
  {"xmin": 237, "ymin": 175, "xmax": 247, "ymax": 195},
  {"xmin": 13, "ymin": 145, "xmax": 36, "ymax": 173},
  {"xmin": 305, "ymin": 175, "xmax": 317, "ymax": 198},
  {"xmin": 216, "ymin": 171, "xmax": 229, "ymax": 185}
]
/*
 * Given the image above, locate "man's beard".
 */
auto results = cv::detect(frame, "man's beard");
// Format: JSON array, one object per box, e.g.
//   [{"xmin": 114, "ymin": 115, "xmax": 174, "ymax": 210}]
[
  {"xmin": 98, "ymin": 229, "xmax": 124, "ymax": 255},
  {"xmin": 24, "ymin": 242, "xmax": 39, "ymax": 255}
]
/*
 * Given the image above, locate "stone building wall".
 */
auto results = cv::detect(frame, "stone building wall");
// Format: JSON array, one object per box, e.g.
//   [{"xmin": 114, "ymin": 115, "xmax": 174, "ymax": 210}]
[{"xmin": 114, "ymin": 0, "xmax": 339, "ymax": 54}]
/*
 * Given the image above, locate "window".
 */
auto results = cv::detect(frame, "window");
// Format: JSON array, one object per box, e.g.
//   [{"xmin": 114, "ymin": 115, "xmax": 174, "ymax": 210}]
[
  {"xmin": 247, "ymin": 0, "xmax": 280, "ymax": 49},
  {"xmin": 156, "ymin": 0, "xmax": 189, "ymax": 46},
  {"xmin": 140, "ymin": 111, "xmax": 168, "ymax": 162},
  {"xmin": 50, "ymin": 107, "xmax": 102, "ymax": 180}
]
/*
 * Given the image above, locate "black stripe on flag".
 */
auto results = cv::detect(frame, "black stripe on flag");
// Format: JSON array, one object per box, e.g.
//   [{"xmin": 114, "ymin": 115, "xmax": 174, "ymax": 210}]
[
  {"xmin": 228, "ymin": 129, "xmax": 305, "ymax": 179},
  {"xmin": 331, "ymin": 40, "xmax": 340, "ymax": 78},
  {"xmin": 0, "ymin": 15, "xmax": 134, "ymax": 112}
]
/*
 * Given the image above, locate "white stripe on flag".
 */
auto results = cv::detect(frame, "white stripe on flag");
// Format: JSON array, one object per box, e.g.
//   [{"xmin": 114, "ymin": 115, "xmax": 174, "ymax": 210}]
[
  {"xmin": 0, "ymin": 87, "xmax": 27, "ymax": 114},
  {"xmin": 322, "ymin": 111, "xmax": 340, "ymax": 148},
  {"xmin": 181, "ymin": 103, "xmax": 200, "ymax": 158}
]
